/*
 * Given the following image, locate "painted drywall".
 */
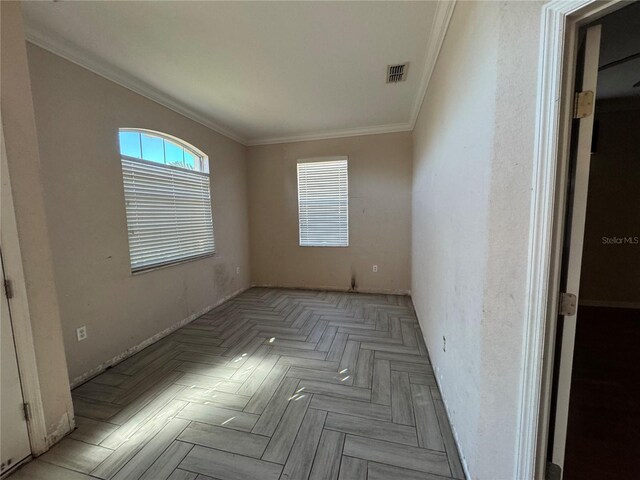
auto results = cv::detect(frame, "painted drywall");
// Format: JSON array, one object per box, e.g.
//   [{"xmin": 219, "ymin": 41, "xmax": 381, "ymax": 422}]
[
  {"xmin": 26, "ymin": 45, "xmax": 251, "ymax": 384},
  {"xmin": 248, "ymin": 133, "xmax": 412, "ymax": 294},
  {"xmin": 579, "ymin": 103, "xmax": 640, "ymax": 306},
  {"xmin": 412, "ymin": 1, "xmax": 542, "ymax": 478},
  {"xmin": 0, "ymin": 2, "xmax": 75, "ymax": 445}
]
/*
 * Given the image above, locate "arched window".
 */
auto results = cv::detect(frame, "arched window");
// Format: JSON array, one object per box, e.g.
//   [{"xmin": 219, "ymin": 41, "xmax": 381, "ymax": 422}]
[{"xmin": 118, "ymin": 129, "xmax": 214, "ymax": 272}]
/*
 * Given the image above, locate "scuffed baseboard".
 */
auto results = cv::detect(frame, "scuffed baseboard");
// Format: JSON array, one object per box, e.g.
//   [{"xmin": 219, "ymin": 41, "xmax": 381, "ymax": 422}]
[
  {"xmin": 45, "ymin": 412, "xmax": 75, "ymax": 450},
  {"xmin": 0, "ymin": 455, "xmax": 32, "ymax": 479},
  {"xmin": 252, "ymin": 283, "xmax": 410, "ymax": 296},
  {"xmin": 70, "ymin": 286, "xmax": 249, "ymax": 388}
]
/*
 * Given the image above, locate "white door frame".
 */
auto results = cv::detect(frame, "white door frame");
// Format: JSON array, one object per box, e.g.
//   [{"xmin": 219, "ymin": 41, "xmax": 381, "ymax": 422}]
[
  {"xmin": 0, "ymin": 118, "xmax": 48, "ymax": 456},
  {"xmin": 516, "ymin": 1, "xmax": 624, "ymax": 479}
]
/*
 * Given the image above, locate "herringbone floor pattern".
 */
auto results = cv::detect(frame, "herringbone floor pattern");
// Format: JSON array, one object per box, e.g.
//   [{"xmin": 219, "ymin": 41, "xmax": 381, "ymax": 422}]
[{"xmin": 12, "ymin": 288, "xmax": 464, "ymax": 480}]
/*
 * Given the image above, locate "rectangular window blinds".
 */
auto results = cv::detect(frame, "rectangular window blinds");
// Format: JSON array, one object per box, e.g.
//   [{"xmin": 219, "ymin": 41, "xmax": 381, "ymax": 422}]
[
  {"xmin": 121, "ymin": 157, "xmax": 215, "ymax": 271},
  {"xmin": 297, "ymin": 158, "xmax": 349, "ymax": 247}
]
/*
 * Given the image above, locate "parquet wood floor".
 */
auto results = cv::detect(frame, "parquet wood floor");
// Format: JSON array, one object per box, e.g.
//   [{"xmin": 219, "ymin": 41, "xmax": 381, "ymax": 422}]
[{"xmin": 10, "ymin": 288, "xmax": 464, "ymax": 480}]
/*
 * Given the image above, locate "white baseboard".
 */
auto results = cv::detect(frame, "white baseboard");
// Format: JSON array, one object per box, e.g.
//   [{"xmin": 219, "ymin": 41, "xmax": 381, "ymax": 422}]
[
  {"xmin": 251, "ymin": 283, "xmax": 410, "ymax": 296},
  {"xmin": 70, "ymin": 286, "xmax": 249, "ymax": 388}
]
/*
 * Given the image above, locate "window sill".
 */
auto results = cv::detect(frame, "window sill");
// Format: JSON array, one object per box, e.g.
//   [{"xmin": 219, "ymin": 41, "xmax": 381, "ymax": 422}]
[
  {"xmin": 131, "ymin": 252, "xmax": 216, "ymax": 276},
  {"xmin": 299, "ymin": 245, "xmax": 350, "ymax": 248}
]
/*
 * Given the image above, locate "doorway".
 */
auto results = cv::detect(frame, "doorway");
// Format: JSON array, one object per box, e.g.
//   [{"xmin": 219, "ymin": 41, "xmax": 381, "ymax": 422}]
[
  {"xmin": 0, "ymin": 250, "xmax": 32, "ymax": 478},
  {"xmin": 547, "ymin": 3, "xmax": 640, "ymax": 479}
]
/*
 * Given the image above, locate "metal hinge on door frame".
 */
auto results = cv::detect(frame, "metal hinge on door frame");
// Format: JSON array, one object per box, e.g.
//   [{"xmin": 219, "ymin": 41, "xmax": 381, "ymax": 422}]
[
  {"xmin": 573, "ymin": 90, "xmax": 594, "ymax": 119},
  {"xmin": 558, "ymin": 292, "xmax": 577, "ymax": 316},
  {"xmin": 22, "ymin": 403, "xmax": 30, "ymax": 422}
]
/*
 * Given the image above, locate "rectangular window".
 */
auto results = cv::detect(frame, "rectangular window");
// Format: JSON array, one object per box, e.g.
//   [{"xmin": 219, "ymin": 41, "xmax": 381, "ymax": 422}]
[
  {"xmin": 297, "ymin": 157, "xmax": 349, "ymax": 247},
  {"xmin": 119, "ymin": 130, "xmax": 214, "ymax": 272}
]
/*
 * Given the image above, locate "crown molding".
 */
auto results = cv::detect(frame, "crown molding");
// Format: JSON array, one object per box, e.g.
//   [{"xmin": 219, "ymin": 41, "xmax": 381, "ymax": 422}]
[
  {"xmin": 246, "ymin": 122, "xmax": 413, "ymax": 146},
  {"xmin": 251, "ymin": 0, "xmax": 456, "ymax": 146},
  {"xmin": 24, "ymin": 1, "xmax": 455, "ymax": 147},
  {"xmin": 409, "ymin": 0, "xmax": 457, "ymax": 129},
  {"xmin": 24, "ymin": 27, "xmax": 249, "ymax": 146}
]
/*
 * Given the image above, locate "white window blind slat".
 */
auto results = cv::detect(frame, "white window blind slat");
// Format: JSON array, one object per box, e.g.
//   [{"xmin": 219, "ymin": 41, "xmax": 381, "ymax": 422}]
[
  {"xmin": 122, "ymin": 157, "xmax": 215, "ymax": 271},
  {"xmin": 297, "ymin": 158, "xmax": 348, "ymax": 247}
]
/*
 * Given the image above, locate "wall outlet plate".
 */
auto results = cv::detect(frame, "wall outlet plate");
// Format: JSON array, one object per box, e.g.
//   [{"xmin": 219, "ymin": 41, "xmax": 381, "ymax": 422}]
[
  {"xmin": 373, "ymin": 265, "xmax": 378, "ymax": 273},
  {"xmin": 76, "ymin": 326, "xmax": 87, "ymax": 342},
  {"xmin": 236, "ymin": 266, "xmax": 240, "ymax": 275}
]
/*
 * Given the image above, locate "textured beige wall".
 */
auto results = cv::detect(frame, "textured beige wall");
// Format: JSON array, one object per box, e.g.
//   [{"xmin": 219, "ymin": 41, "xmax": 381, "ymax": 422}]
[
  {"xmin": 248, "ymin": 132, "xmax": 412, "ymax": 294},
  {"xmin": 412, "ymin": 1, "xmax": 543, "ymax": 478},
  {"xmin": 26, "ymin": 45, "xmax": 251, "ymax": 384},
  {"xmin": 412, "ymin": 2, "xmax": 495, "ymax": 475},
  {"xmin": 1, "ymin": 2, "xmax": 74, "ymax": 444}
]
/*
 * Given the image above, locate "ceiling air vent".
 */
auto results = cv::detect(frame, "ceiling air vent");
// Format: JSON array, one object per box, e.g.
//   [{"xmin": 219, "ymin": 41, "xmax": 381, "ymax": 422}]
[{"xmin": 386, "ymin": 63, "xmax": 409, "ymax": 83}]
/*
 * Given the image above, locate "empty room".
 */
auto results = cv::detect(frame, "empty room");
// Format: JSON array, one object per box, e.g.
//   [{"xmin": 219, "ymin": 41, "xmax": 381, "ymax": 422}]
[{"xmin": 1, "ymin": 1, "xmax": 638, "ymax": 480}]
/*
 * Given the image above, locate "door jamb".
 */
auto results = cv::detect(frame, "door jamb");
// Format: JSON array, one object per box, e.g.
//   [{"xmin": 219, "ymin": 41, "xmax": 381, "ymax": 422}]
[
  {"xmin": 0, "ymin": 119, "xmax": 48, "ymax": 455},
  {"xmin": 517, "ymin": 1, "xmax": 623, "ymax": 479}
]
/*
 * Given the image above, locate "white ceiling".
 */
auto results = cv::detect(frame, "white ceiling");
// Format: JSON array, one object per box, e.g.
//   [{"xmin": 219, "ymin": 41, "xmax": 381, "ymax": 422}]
[{"xmin": 22, "ymin": 1, "xmax": 452, "ymax": 145}]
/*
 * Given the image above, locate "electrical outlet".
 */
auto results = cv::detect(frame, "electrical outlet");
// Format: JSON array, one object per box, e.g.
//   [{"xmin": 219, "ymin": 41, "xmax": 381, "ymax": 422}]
[
  {"xmin": 442, "ymin": 336, "xmax": 446, "ymax": 352},
  {"xmin": 76, "ymin": 326, "xmax": 87, "ymax": 342},
  {"xmin": 236, "ymin": 266, "xmax": 240, "ymax": 275},
  {"xmin": 373, "ymin": 265, "xmax": 378, "ymax": 273}
]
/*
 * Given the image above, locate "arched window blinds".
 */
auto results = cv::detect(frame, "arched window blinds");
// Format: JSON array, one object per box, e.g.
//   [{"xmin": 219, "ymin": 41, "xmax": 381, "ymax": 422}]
[{"xmin": 118, "ymin": 129, "xmax": 215, "ymax": 271}]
